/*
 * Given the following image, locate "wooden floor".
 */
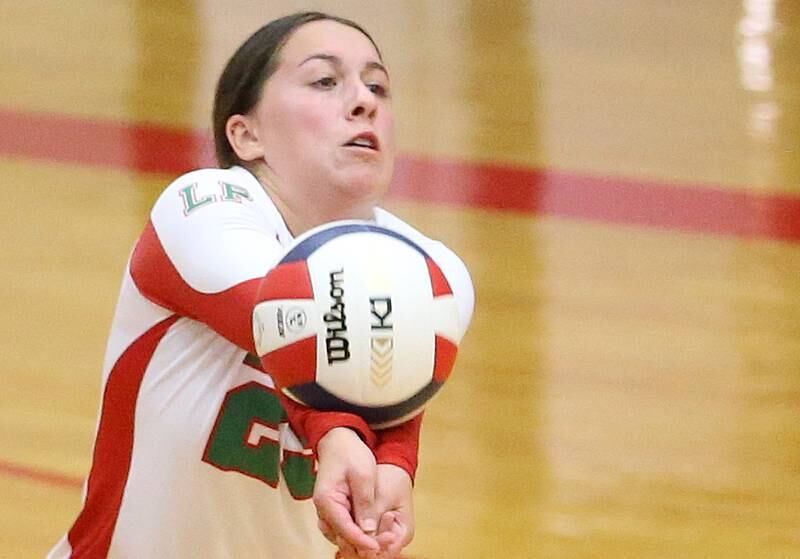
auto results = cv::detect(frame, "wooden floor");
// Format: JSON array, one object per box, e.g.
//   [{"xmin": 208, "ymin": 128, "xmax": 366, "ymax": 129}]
[{"xmin": 2, "ymin": 1, "xmax": 799, "ymax": 557}]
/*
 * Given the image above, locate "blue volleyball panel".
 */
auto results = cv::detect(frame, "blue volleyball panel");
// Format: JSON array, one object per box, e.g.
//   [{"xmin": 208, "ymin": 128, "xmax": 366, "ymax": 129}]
[
  {"xmin": 281, "ymin": 222, "xmax": 430, "ymax": 264},
  {"xmin": 286, "ymin": 380, "xmax": 442, "ymax": 427}
]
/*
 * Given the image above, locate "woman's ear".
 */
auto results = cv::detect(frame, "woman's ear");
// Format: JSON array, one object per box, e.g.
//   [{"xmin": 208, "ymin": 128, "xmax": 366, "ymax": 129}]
[{"xmin": 226, "ymin": 114, "xmax": 265, "ymax": 162}]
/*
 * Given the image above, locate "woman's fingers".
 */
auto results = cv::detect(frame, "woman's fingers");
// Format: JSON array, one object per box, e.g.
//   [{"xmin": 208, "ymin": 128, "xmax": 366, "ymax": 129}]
[
  {"xmin": 347, "ymin": 460, "xmax": 378, "ymax": 535},
  {"xmin": 318, "ymin": 517, "xmax": 337, "ymax": 545},
  {"xmin": 315, "ymin": 491, "xmax": 378, "ymax": 552}
]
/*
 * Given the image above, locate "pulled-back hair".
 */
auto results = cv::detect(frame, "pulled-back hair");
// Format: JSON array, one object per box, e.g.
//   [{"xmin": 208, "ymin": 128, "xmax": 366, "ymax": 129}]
[{"xmin": 212, "ymin": 11, "xmax": 381, "ymax": 168}]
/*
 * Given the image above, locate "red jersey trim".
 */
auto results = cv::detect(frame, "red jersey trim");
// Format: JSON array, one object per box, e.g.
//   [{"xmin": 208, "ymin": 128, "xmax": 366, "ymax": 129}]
[
  {"xmin": 67, "ymin": 315, "xmax": 179, "ymax": 558},
  {"xmin": 130, "ymin": 221, "xmax": 260, "ymax": 353},
  {"xmin": 375, "ymin": 413, "xmax": 423, "ymax": 481},
  {"xmin": 279, "ymin": 393, "xmax": 378, "ymax": 452}
]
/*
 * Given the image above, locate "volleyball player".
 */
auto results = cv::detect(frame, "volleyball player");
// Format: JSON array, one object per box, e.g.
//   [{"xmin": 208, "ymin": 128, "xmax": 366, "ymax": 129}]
[{"xmin": 48, "ymin": 12, "xmax": 473, "ymax": 559}]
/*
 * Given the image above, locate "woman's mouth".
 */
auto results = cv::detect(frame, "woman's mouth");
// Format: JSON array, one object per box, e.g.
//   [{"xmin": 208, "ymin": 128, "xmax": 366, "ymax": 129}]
[{"xmin": 344, "ymin": 132, "xmax": 380, "ymax": 151}]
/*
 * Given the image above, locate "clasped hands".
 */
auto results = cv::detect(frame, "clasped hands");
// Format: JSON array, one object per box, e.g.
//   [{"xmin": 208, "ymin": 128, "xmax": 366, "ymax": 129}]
[{"xmin": 314, "ymin": 427, "xmax": 414, "ymax": 559}]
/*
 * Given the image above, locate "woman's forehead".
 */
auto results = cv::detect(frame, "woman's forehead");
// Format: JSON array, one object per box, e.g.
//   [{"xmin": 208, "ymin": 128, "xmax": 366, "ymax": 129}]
[{"xmin": 278, "ymin": 20, "xmax": 382, "ymax": 68}]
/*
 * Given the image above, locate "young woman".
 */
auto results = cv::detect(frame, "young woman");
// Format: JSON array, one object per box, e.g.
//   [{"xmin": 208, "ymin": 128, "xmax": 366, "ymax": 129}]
[{"xmin": 49, "ymin": 11, "xmax": 473, "ymax": 559}]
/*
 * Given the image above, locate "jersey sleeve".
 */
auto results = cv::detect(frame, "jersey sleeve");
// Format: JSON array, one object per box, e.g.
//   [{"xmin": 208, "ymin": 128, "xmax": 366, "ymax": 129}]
[
  {"xmin": 279, "ymin": 393, "xmax": 377, "ymax": 451},
  {"xmin": 130, "ymin": 169, "xmax": 376, "ymax": 449},
  {"xmin": 373, "ymin": 413, "xmax": 423, "ymax": 480},
  {"xmin": 422, "ymin": 240, "xmax": 476, "ymax": 343},
  {"xmin": 130, "ymin": 169, "xmax": 280, "ymax": 353}
]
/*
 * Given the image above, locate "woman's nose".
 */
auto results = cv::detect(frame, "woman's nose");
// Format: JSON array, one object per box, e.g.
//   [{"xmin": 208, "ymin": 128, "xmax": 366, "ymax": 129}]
[{"xmin": 347, "ymin": 82, "xmax": 377, "ymax": 120}]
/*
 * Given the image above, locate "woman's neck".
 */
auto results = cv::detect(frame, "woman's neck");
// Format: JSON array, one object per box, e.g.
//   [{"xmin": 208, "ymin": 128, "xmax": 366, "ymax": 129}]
[
  {"xmin": 275, "ymin": 195, "xmax": 376, "ymax": 237},
  {"xmin": 253, "ymin": 165, "xmax": 377, "ymax": 237}
]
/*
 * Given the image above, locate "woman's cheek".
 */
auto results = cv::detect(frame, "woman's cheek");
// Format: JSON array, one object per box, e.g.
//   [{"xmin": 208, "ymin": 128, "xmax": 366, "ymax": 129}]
[
  {"xmin": 379, "ymin": 111, "xmax": 396, "ymax": 151},
  {"xmin": 296, "ymin": 95, "xmax": 333, "ymax": 129}
]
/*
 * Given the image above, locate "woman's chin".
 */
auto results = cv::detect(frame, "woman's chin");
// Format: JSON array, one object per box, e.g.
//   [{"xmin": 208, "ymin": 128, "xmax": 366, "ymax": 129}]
[{"xmin": 334, "ymin": 172, "xmax": 390, "ymax": 203}]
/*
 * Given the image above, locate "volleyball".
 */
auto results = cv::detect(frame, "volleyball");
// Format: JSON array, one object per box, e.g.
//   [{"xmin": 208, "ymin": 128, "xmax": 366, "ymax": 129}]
[{"xmin": 252, "ymin": 221, "xmax": 462, "ymax": 429}]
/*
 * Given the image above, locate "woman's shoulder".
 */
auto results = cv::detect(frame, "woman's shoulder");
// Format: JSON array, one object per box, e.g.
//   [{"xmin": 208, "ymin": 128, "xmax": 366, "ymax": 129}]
[
  {"xmin": 373, "ymin": 207, "xmax": 471, "ymax": 281},
  {"xmin": 374, "ymin": 208, "xmax": 451, "ymax": 253},
  {"xmin": 161, "ymin": 166, "xmax": 263, "ymax": 196},
  {"xmin": 374, "ymin": 207, "xmax": 475, "ymax": 335},
  {"xmin": 373, "ymin": 208, "xmax": 429, "ymax": 244},
  {"xmin": 150, "ymin": 166, "xmax": 272, "ymax": 218}
]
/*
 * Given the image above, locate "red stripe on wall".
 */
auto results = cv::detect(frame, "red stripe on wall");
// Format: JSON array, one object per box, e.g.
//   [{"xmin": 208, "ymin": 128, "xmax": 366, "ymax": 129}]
[
  {"xmin": 67, "ymin": 315, "xmax": 179, "ymax": 558},
  {"xmin": 392, "ymin": 157, "xmax": 800, "ymax": 242},
  {"xmin": 2, "ymin": 108, "xmax": 799, "ymax": 242},
  {"xmin": 0, "ymin": 108, "xmax": 212, "ymax": 173}
]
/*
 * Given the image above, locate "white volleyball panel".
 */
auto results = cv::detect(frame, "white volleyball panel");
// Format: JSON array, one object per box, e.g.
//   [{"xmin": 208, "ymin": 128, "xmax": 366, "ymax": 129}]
[
  {"xmin": 252, "ymin": 299, "xmax": 318, "ymax": 356},
  {"xmin": 306, "ymin": 232, "xmax": 436, "ymax": 406}
]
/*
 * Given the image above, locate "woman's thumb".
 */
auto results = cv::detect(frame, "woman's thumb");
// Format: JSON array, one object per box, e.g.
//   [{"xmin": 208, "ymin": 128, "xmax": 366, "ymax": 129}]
[{"xmin": 350, "ymin": 469, "xmax": 378, "ymax": 535}]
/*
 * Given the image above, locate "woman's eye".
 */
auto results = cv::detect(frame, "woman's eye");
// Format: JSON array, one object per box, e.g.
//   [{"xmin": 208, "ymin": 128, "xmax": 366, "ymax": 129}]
[
  {"xmin": 367, "ymin": 83, "xmax": 390, "ymax": 98},
  {"xmin": 313, "ymin": 77, "xmax": 337, "ymax": 88}
]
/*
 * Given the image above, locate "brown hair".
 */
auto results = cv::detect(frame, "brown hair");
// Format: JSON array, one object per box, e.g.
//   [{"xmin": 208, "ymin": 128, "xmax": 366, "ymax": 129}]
[{"xmin": 212, "ymin": 11, "xmax": 382, "ymax": 168}]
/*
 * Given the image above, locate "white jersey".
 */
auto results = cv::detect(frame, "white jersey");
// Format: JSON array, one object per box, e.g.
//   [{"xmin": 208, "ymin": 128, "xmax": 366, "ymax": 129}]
[{"xmin": 48, "ymin": 166, "xmax": 474, "ymax": 559}]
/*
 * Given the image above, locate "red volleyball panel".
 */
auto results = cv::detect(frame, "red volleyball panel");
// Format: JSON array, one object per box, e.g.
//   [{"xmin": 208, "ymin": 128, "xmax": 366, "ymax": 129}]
[
  {"xmin": 259, "ymin": 261, "xmax": 314, "ymax": 301},
  {"xmin": 425, "ymin": 258, "xmax": 453, "ymax": 297},
  {"xmin": 433, "ymin": 335, "xmax": 458, "ymax": 383},
  {"xmin": 260, "ymin": 336, "xmax": 317, "ymax": 388}
]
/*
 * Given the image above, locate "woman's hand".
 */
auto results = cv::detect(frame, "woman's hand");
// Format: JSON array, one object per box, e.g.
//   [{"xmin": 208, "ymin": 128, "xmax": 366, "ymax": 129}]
[
  {"xmin": 373, "ymin": 463, "xmax": 415, "ymax": 558},
  {"xmin": 314, "ymin": 427, "xmax": 380, "ymax": 556}
]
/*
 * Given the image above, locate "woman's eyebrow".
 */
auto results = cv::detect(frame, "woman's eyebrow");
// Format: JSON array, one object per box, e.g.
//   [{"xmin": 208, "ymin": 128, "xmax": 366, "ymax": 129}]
[
  {"xmin": 299, "ymin": 53, "xmax": 388, "ymax": 77},
  {"xmin": 299, "ymin": 53, "xmax": 340, "ymax": 67},
  {"xmin": 365, "ymin": 61, "xmax": 389, "ymax": 78}
]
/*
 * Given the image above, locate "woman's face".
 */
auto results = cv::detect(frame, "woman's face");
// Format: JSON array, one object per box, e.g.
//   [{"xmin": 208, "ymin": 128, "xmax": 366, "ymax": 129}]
[{"xmin": 249, "ymin": 20, "xmax": 395, "ymax": 218}]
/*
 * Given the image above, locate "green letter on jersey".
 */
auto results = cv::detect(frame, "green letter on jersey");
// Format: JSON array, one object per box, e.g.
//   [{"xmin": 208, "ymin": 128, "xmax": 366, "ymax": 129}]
[
  {"xmin": 203, "ymin": 382, "xmax": 315, "ymax": 499},
  {"xmin": 220, "ymin": 182, "xmax": 253, "ymax": 203},
  {"xmin": 179, "ymin": 183, "xmax": 216, "ymax": 214}
]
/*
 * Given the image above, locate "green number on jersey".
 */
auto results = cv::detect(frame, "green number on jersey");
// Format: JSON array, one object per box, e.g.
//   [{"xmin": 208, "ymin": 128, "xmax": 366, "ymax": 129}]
[{"xmin": 203, "ymin": 381, "xmax": 316, "ymax": 499}]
